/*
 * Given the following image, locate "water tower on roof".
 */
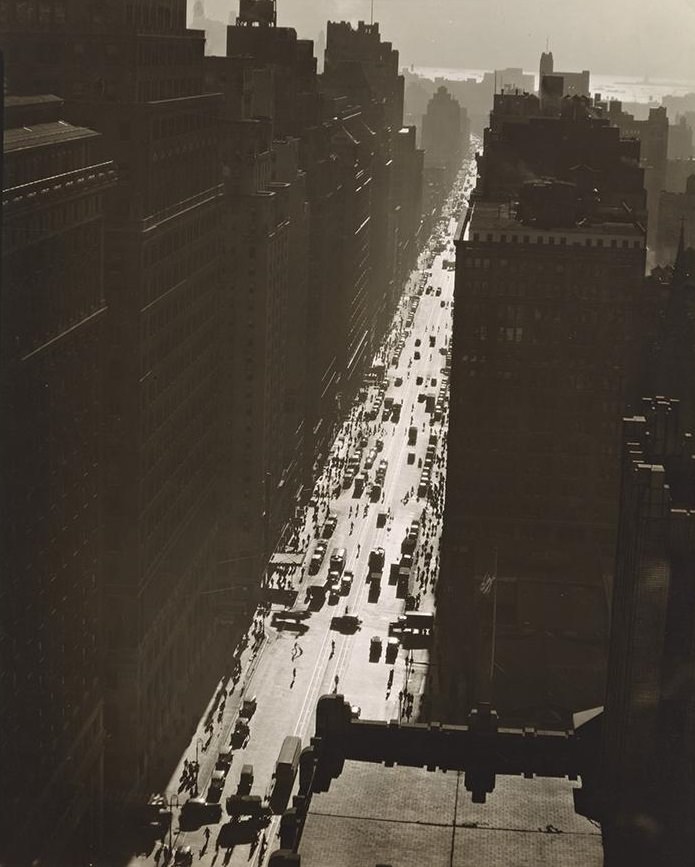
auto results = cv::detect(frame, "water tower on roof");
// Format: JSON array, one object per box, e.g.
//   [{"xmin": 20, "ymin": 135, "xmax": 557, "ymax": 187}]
[{"xmin": 237, "ymin": 0, "xmax": 277, "ymax": 26}]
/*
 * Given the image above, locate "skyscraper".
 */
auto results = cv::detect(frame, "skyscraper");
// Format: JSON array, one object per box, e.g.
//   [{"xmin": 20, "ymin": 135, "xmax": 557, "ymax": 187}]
[
  {"xmin": 1, "ymin": 0, "xmax": 229, "ymax": 810},
  {"xmin": 422, "ymin": 85, "xmax": 466, "ymax": 181},
  {"xmin": 600, "ymin": 397, "xmax": 695, "ymax": 867},
  {"xmin": 1, "ymin": 93, "xmax": 116, "ymax": 864},
  {"xmin": 438, "ymin": 91, "xmax": 649, "ymax": 721}
]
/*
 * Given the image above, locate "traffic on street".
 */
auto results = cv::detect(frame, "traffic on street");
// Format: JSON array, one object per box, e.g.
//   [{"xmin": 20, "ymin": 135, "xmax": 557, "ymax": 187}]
[{"xmin": 131, "ymin": 151, "xmax": 479, "ymax": 867}]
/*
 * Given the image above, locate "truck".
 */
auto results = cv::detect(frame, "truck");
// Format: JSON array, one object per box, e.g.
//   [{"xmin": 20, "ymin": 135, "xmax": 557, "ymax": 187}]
[
  {"xmin": 273, "ymin": 735, "xmax": 302, "ymax": 798},
  {"xmin": 389, "ymin": 611, "xmax": 434, "ymax": 635},
  {"xmin": 425, "ymin": 393, "xmax": 436, "ymax": 414},
  {"xmin": 368, "ymin": 547, "xmax": 385, "ymax": 575},
  {"xmin": 396, "ymin": 566, "xmax": 412, "ymax": 599}
]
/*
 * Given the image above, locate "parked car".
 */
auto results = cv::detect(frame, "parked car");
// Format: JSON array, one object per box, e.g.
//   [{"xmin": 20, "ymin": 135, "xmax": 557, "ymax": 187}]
[
  {"xmin": 216, "ymin": 747, "xmax": 233, "ymax": 771},
  {"xmin": 240, "ymin": 696, "xmax": 257, "ymax": 719},
  {"xmin": 207, "ymin": 770, "xmax": 226, "ymax": 803}
]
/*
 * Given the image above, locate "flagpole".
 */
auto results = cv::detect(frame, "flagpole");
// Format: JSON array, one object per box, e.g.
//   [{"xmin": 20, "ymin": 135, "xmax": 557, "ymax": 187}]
[{"xmin": 489, "ymin": 547, "xmax": 498, "ymax": 683}]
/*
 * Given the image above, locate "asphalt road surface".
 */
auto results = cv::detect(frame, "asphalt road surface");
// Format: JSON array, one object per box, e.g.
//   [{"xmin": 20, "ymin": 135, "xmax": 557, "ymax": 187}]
[{"xmin": 130, "ymin": 151, "xmax": 479, "ymax": 867}]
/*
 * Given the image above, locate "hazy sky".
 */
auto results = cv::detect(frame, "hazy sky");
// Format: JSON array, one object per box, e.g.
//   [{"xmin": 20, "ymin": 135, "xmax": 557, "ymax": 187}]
[{"xmin": 200, "ymin": 0, "xmax": 695, "ymax": 80}]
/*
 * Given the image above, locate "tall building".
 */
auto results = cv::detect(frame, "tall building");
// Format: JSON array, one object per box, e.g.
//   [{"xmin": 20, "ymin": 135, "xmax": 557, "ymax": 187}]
[
  {"xmin": 605, "ymin": 100, "xmax": 669, "ymax": 249},
  {"xmin": 205, "ymin": 47, "xmax": 311, "ymax": 606},
  {"xmin": 224, "ymin": 11, "xmax": 348, "ymax": 484},
  {"xmin": 422, "ymin": 85, "xmax": 466, "ymax": 179},
  {"xmin": 438, "ymin": 90, "xmax": 649, "ymax": 722},
  {"xmin": 538, "ymin": 50, "xmax": 590, "ymax": 98},
  {"xmin": 322, "ymin": 19, "xmax": 420, "ymax": 362},
  {"xmin": 599, "ymin": 397, "xmax": 695, "ymax": 866},
  {"xmin": 1, "ymin": 94, "xmax": 116, "ymax": 865},
  {"xmin": 1, "ymin": 0, "xmax": 229, "ymax": 810},
  {"xmin": 656, "ymin": 176, "xmax": 695, "ymax": 264}
]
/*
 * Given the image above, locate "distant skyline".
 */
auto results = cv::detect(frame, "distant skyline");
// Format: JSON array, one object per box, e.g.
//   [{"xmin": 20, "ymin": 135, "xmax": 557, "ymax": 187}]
[{"xmin": 193, "ymin": 0, "xmax": 695, "ymax": 80}]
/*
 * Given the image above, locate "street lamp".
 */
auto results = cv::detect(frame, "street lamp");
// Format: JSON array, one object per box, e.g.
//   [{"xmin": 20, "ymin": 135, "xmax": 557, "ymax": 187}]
[
  {"xmin": 194, "ymin": 738, "xmax": 204, "ymax": 794},
  {"xmin": 165, "ymin": 793, "xmax": 179, "ymax": 853}
]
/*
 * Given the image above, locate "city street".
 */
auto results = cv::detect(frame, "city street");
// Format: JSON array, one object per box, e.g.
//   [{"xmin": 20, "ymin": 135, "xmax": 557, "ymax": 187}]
[{"xmin": 131, "ymin": 153, "xmax": 478, "ymax": 867}]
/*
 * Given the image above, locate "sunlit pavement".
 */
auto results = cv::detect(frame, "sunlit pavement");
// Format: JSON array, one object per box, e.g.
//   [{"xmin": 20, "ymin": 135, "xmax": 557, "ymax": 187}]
[{"xmin": 127, "ymin": 154, "xmax": 478, "ymax": 867}]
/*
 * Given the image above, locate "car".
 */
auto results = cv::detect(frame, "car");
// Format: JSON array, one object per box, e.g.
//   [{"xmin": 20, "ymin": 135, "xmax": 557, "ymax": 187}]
[
  {"xmin": 216, "ymin": 747, "xmax": 233, "ymax": 770},
  {"xmin": 238, "ymin": 764, "xmax": 254, "ymax": 796},
  {"xmin": 328, "ymin": 587, "xmax": 340, "ymax": 604},
  {"xmin": 415, "ymin": 338, "xmax": 421, "ymax": 346},
  {"xmin": 414, "ymin": 351, "xmax": 421, "ymax": 360},
  {"xmin": 315, "ymin": 541, "xmax": 327, "ymax": 557},
  {"xmin": 370, "ymin": 483, "xmax": 382, "ymax": 503},
  {"xmin": 416, "ymin": 375, "xmax": 423, "ymax": 386},
  {"xmin": 231, "ymin": 718, "xmax": 250, "ymax": 748},
  {"xmin": 341, "ymin": 571, "xmax": 353, "ymax": 594},
  {"xmin": 431, "ymin": 377, "xmax": 438, "ymax": 387},
  {"xmin": 385, "ymin": 637, "xmax": 399, "ymax": 664},
  {"xmin": 322, "ymin": 514, "xmax": 338, "ymax": 538},
  {"xmin": 375, "ymin": 439, "xmax": 384, "ymax": 452},
  {"xmin": 207, "ymin": 769, "xmax": 226, "ymax": 803},
  {"xmin": 376, "ymin": 511, "xmax": 387, "ymax": 528},
  {"xmin": 401, "ymin": 535, "xmax": 416, "ymax": 554},
  {"xmin": 395, "ymin": 376, "xmax": 403, "ymax": 387},
  {"xmin": 400, "ymin": 553, "xmax": 413, "ymax": 569},
  {"xmin": 180, "ymin": 797, "xmax": 220, "ymax": 826},
  {"xmin": 240, "ymin": 696, "xmax": 257, "ymax": 719},
  {"xmin": 369, "ymin": 635, "xmax": 382, "ymax": 662},
  {"xmin": 174, "ymin": 845, "xmax": 193, "ymax": 865},
  {"xmin": 328, "ymin": 569, "xmax": 341, "ymax": 586}
]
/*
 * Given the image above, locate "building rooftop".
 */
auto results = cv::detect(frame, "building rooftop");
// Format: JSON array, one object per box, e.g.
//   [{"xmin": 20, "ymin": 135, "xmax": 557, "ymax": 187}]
[
  {"xmin": 459, "ymin": 199, "xmax": 644, "ymax": 244},
  {"xmin": 298, "ymin": 761, "xmax": 602, "ymax": 866},
  {"xmin": 4, "ymin": 120, "xmax": 99, "ymax": 154}
]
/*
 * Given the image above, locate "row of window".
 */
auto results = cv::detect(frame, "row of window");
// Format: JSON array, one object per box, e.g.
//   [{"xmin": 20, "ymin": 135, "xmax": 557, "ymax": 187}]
[
  {"xmin": 470, "ymin": 232, "xmax": 642, "ymax": 249},
  {"xmin": 0, "ymin": 0, "xmax": 66, "ymax": 27},
  {"xmin": 151, "ymin": 109, "xmax": 217, "ymax": 141}
]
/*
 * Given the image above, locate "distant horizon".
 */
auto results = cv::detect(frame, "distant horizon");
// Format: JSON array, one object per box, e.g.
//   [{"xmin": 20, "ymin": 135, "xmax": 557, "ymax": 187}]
[
  {"xmin": 406, "ymin": 66, "xmax": 695, "ymax": 104},
  {"xmin": 192, "ymin": 0, "xmax": 695, "ymax": 82}
]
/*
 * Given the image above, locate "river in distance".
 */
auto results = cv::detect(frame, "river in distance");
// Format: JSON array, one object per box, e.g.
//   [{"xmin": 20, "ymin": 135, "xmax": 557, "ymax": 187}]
[{"xmin": 411, "ymin": 67, "xmax": 695, "ymax": 105}]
